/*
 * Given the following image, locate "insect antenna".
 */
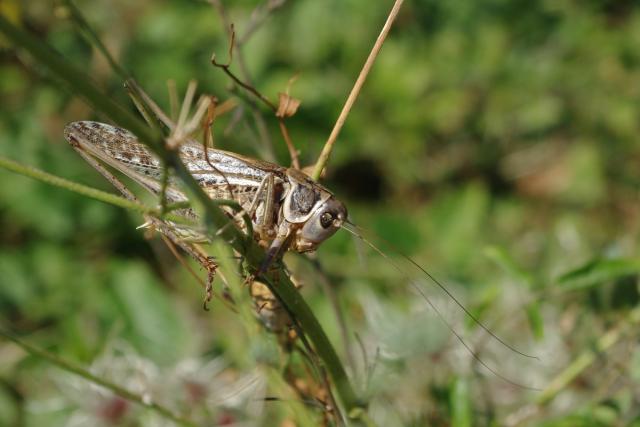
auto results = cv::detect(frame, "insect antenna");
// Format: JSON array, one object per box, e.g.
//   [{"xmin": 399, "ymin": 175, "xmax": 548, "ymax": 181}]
[
  {"xmin": 343, "ymin": 221, "xmax": 538, "ymax": 360},
  {"xmin": 340, "ymin": 222, "xmax": 541, "ymax": 390}
]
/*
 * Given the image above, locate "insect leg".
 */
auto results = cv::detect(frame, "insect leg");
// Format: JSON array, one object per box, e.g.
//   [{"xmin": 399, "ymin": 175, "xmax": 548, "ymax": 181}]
[
  {"xmin": 70, "ymin": 139, "xmax": 139, "ymax": 202},
  {"xmin": 257, "ymin": 173, "xmax": 276, "ymax": 239},
  {"xmin": 70, "ymin": 139, "xmax": 220, "ymax": 308},
  {"xmin": 234, "ymin": 172, "xmax": 276, "ymax": 243}
]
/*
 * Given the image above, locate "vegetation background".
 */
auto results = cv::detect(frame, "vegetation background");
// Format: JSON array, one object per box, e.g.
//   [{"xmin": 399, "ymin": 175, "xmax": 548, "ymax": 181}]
[{"xmin": 1, "ymin": 0, "xmax": 639, "ymax": 426}]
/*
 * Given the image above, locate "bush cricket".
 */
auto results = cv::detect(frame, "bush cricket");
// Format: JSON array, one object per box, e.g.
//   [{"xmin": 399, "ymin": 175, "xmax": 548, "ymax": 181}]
[{"xmin": 64, "ymin": 120, "xmax": 347, "ymax": 327}]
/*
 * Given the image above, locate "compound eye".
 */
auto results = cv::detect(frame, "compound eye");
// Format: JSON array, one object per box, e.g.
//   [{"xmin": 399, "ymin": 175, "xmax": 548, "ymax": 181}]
[{"xmin": 320, "ymin": 212, "xmax": 334, "ymax": 229}]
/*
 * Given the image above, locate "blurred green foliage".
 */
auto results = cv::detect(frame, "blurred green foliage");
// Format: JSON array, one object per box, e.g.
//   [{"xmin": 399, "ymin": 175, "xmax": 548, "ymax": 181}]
[{"xmin": 1, "ymin": 0, "xmax": 640, "ymax": 426}]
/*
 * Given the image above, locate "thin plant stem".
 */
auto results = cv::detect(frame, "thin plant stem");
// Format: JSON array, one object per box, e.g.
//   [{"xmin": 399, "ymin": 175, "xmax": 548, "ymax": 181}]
[
  {"xmin": 311, "ymin": 0, "xmax": 405, "ymax": 181},
  {"xmin": 61, "ymin": 0, "xmax": 129, "ymax": 81},
  {"xmin": 0, "ymin": 329, "xmax": 198, "ymax": 427},
  {"xmin": 168, "ymin": 79, "xmax": 179, "ymax": 123},
  {"xmin": 279, "ymin": 119, "xmax": 300, "ymax": 169},
  {"xmin": 0, "ymin": 155, "xmax": 186, "ymax": 220},
  {"xmin": 126, "ymin": 79, "xmax": 174, "ymax": 131},
  {"xmin": 211, "ymin": 52, "xmax": 277, "ymax": 112},
  {"xmin": 306, "ymin": 257, "xmax": 355, "ymax": 372},
  {"xmin": 210, "ymin": 1, "xmax": 302, "ymax": 168},
  {"xmin": 536, "ymin": 306, "xmax": 640, "ymax": 406},
  {"xmin": 505, "ymin": 307, "xmax": 640, "ymax": 425},
  {"xmin": 177, "ymin": 80, "xmax": 197, "ymax": 133},
  {"xmin": 237, "ymin": 0, "xmax": 287, "ymax": 45},
  {"xmin": 210, "ymin": 0, "xmax": 277, "ymax": 162},
  {"xmin": 126, "ymin": 81, "xmax": 163, "ymax": 130}
]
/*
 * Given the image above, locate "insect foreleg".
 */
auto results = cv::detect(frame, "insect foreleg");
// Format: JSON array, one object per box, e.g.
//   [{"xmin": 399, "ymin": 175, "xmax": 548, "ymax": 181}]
[
  {"xmin": 256, "ymin": 173, "xmax": 276, "ymax": 239},
  {"xmin": 236, "ymin": 172, "xmax": 277, "ymax": 243}
]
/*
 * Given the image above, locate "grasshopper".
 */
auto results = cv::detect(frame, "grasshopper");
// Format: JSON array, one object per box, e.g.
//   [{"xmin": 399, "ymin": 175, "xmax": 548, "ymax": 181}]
[{"xmin": 64, "ymin": 120, "xmax": 347, "ymax": 314}]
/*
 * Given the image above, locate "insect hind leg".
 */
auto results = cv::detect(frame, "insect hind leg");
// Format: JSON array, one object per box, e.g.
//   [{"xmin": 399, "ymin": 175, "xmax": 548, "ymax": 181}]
[{"xmin": 69, "ymin": 135, "xmax": 221, "ymax": 309}]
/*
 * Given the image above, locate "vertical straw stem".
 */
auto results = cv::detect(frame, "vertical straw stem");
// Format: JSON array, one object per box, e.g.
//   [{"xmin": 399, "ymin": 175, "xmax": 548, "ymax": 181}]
[{"xmin": 311, "ymin": 0, "xmax": 404, "ymax": 181}]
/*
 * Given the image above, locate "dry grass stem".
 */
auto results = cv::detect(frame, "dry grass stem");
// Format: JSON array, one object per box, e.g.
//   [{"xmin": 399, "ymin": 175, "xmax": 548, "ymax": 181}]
[
  {"xmin": 279, "ymin": 120, "xmax": 300, "ymax": 169},
  {"xmin": 311, "ymin": 0, "xmax": 405, "ymax": 181}
]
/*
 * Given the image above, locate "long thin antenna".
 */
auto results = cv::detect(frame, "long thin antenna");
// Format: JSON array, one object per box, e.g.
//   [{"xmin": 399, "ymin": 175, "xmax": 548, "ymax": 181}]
[
  {"xmin": 341, "ymin": 224, "xmax": 540, "ymax": 390},
  {"xmin": 345, "ymin": 222, "xmax": 539, "ymax": 360}
]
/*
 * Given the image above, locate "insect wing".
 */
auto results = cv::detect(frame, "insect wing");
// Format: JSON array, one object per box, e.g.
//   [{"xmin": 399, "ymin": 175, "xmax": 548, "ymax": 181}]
[{"xmin": 65, "ymin": 121, "xmax": 189, "ymax": 203}]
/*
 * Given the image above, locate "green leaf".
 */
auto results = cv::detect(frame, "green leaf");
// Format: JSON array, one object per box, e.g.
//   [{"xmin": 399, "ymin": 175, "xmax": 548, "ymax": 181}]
[
  {"xmin": 483, "ymin": 245, "xmax": 532, "ymax": 286},
  {"xmin": 526, "ymin": 302, "xmax": 545, "ymax": 340},
  {"xmin": 556, "ymin": 258, "xmax": 640, "ymax": 292},
  {"xmin": 450, "ymin": 377, "xmax": 471, "ymax": 427}
]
